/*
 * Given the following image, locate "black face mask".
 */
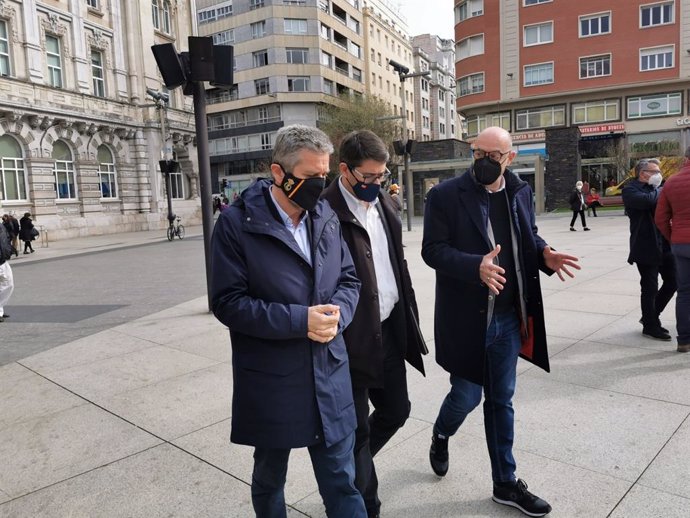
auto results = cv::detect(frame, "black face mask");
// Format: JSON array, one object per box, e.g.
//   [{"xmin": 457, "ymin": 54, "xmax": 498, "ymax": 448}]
[
  {"xmin": 277, "ymin": 169, "xmax": 325, "ymax": 211},
  {"xmin": 347, "ymin": 167, "xmax": 381, "ymax": 203},
  {"xmin": 473, "ymin": 157, "xmax": 503, "ymax": 186}
]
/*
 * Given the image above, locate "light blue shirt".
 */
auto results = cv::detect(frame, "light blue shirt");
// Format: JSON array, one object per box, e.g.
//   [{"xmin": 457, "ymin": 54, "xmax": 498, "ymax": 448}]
[{"xmin": 269, "ymin": 186, "xmax": 312, "ymax": 266}]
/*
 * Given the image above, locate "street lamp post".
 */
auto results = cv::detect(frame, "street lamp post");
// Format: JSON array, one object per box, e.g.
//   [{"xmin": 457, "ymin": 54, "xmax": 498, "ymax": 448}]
[
  {"xmin": 388, "ymin": 60, "xmax": 430, "ymax": 231},
  {"xmin": 146, "ymin": 88, "xmax": 176, "ymax": 227}
]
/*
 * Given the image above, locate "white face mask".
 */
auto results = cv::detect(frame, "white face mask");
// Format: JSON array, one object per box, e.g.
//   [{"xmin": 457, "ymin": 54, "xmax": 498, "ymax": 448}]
[
  {"xmin": 648, "ymin": 173, "xmax": 662, "ymax": 188},
  {"xmin": 576, "ymin": 186, "xmax": 582, "ymax": 191}
]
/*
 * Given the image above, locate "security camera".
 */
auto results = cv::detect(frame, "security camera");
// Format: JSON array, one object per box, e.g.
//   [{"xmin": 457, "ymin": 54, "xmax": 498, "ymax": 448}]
[
  {"xmin": 146, "ymin": 88, "xmax": 170, "ymax": 104},
  {"xmin": 388, "ymin": 59, "xmax": 410, "ymax": 75}
]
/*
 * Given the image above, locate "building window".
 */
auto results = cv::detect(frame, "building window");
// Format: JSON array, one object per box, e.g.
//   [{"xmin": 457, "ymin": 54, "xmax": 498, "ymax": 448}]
[
  {"xmin": 458, "ymin": 72, "xmax": 484, "ymax": 96},
  {"xmin": 0, "ymin": 20, "xmax": 10, "ymax": 77},
  {"xmin": 457, "ymin": 34, "xmax": 484, "ymax": 60},
  {"xmin": 516, "ymin": 105, "xmax": 565, "ymax": 130},
  {"xmin": 97, "ymin": 145, "xmax": 117, "ymax": 199},
  {"xmin": 286, "ymin": 47, "xmax": 308, "ymax": 64},
  {"xmin": 87, "ymin": 0, "xmax": 100, "ymax": 8},
  {"xmin": 323, "ymin": 78, "xmax": 334, "ymax": 95},
  {"xmin": 466, "ymin": 112, "xmax": 510, "ymax": 137},
  {"xmin": 255, "ymin": 78, "xmax": 270, "ymax": 95},
  {"xmin": 0, "ymin": 135, "xmax": 27, "ymax": 201},
  {"xmin": 170, "ymin": 169, "xmax": 184, "ymax": 200},
  {"xmin": 579, "ymin": 12, "xmax": 611, "ymax": 37},
  {"xmin": 640, "ymin": 45, "xmax": 674, "ymax": 71},
  {"xmin": 91, "ymin": 50, "xmax": 105, "ymax": 97},
  {"xmin": 251, "ymin": 21, "xmax": 266, "ymax": 39},
  {"xmin": 627, "ymin": 92, "xmax": 681, "ymax": 119},
  {"xmin": 52, "ymin": 141, "xmax": 77, "ymax": 199},
  {"xmin": 640, "ymin": 2, "xmax": 674, "ymax": 27},
  {"xmin": 524, "ymin": 0, "xmax": 552, "ymax": 5},
  {"xmin": 572, "ymin": 99, "xmax": 619, "ymax": 124},
  {"xmin": 288, "ymin": 76, "xmax": 310, "ymax": 92},
  {"xmin": 213, "ymin": 30, "xmax": 235, "ymax": 45},
  {"xmin": 321, "ymin": 51, "xmax": 332, "ymax": 67},
  {"xmin": 524, "ymin": 62, "xmax": 554, "ymax": 86},
  {"xmin": 284, "ymin": 18, "xmax": 308, "ymax": 34},
  {"xmin": 352, "ymin": 67, "xmax": 362, "ymax": 82},
  {"xmin": 523, "ymin": 22, "xmax": 553, "ymax": 46},
  {"xmin": 579, "ymin": 54, "xmax": 611, "ymax": 78},
  {"xmin": 455, "ymin": 0, "xmax": 483, "ymax": 22},
  {"xmin": 250, "ymin": 0, "xmax": 265, "ymax": 9},
  {"xmin": 152, "ymin": 0, "xmax": 160, "ymax": 29},
  {"xmin": 253, "ymin": 50, "xmax": 269, "ymax": 67},
  {"xmin": 46, "ymin": 35, "xmax": 63, "ymax": 88},
  {"xmin": 162, "ymin": 1, "xmax": 172, "ymax": 33},
  {"xmin": 198, "ymin": 2, "xmax": 233, "ymax": 24},
  {"xmin": 152, "ymin": 1, "xmax": 173, "ymax": 33},
  {"xmin": 349, "ymin": 42, "xmax": 361, "ymax": 59}
]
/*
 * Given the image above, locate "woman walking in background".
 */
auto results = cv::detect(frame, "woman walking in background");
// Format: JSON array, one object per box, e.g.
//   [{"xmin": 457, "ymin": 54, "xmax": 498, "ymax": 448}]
[
  {"xmin": 569, "ymin": 181, "xmax": 590, "ymax": 231},
  {"xmin": 19, "ymin": 212, "xmax": 35, "ymax": 254}
]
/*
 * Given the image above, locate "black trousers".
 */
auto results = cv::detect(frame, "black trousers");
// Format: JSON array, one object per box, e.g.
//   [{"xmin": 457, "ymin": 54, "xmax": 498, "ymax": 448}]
[
  {"xmin": 636, "ymin": 254, "xmax": 677, "ymax": 328},
  {"xmin": 570, "ymin": 209, "xmax": 587, "ymax": 228},
  {"xmin": 352, "ymin": 319, "xmax": 410, "ymax": 517}
]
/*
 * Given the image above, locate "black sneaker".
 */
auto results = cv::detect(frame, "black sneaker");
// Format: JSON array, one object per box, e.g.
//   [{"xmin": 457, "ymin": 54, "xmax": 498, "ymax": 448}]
[
  {"xmin": 493, "ymin": 479, "xmax": 552, "ymax": 517},
  {"xmin": 429, "ymin": 433, "xmax": 449, "ymax": 477},
  {"xmin": 642, "ymin": 327, "xmax": 672, "ymax": 341}
]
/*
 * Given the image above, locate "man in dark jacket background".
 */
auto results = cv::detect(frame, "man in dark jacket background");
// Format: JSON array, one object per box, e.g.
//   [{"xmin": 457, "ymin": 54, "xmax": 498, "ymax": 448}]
[
  {"xmin": 422, "ymin": 126, "xmax": 579, "ymax": 517},
  {"xmin": 321, "ymin": 130, "xmax": 426, "ymax": 518},
  {"xmin": 0, "ymin": 223, "xmax": 14, "ymax": 323},
  {"xmin": 655, "ymin": 148, "xmax": 690, "ymax": 351},
  {"xmin": 210, "ymin": 125, "xmax": 366, "ymax": 518},
  {"xmin": 622, "ymin": 158, "xmax": 676, "ymax": 342}
]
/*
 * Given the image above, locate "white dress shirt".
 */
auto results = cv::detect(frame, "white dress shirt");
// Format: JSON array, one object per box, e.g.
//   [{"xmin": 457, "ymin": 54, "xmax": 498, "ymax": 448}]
[
  {"xmin": 338, "ymin": 177, "xmax": 399, "ymax": 321},
  {"xmin": 269, "ymin": 186, "xmax": 311, "ymax": 266}
]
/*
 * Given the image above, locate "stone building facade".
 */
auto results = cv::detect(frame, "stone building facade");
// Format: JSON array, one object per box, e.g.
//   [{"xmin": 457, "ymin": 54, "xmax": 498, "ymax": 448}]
[{"xmin": 0, "ymin": 0, "xmax": 201, "ymax": 241}]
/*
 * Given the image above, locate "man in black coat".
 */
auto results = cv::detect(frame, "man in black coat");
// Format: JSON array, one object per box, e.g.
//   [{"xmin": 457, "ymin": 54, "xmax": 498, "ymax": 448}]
[
  {"xmin": 423, "ymin": 126, "xmax": 580, "ymax": 517},
  {"xmin": 622, "ymin": 158, "xmax": 676, "ymax": 341},
  {"xmin": 321, "ymin": 130, "xmax": 426, "ymax": 518},
  {"xmin": 210, "ymin": 125, "xmax": 366, "ymax": 518}
]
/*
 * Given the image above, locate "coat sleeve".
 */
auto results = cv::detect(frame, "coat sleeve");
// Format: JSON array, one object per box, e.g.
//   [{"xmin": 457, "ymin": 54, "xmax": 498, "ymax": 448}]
[
  {"xmin": 328, "ymin": 228, "xmax": 361, "ymax": 335},
  {"xmin": 623, "ymin": 183, "xmax": 658, "ymax": 210},
  {"xmin": 421, "ymin": 186, "xmax": 483, "ymax": 282},
  {"xmin": 210, "ymin": 211, "xmax": 309, "ymax": 340},
  {"xmin": 654, "ymin": 188, "xmax": 672, "ymax": 242}
]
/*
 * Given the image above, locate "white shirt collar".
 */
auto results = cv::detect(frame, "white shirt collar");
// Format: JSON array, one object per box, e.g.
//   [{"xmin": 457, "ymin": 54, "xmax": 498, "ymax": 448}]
[{"xmin": 269, "ymin": 185, "xmax": 306, "ymax": 228}]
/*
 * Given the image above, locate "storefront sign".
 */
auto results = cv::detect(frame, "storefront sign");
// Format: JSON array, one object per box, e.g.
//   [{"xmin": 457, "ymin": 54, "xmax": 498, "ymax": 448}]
[
  {"xmin": 512, "ymin": 131, "xmax": 546, "ymax": 142},
  {"xmin": 676, "ymin": 117, "xmax": 690, "ymax": 126},
  {"xmin": 579, "ymin": 123, "xmax": 626, "ymax": 134}
]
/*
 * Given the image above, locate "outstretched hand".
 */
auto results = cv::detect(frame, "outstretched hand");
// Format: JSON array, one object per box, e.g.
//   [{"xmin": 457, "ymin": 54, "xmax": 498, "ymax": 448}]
[
  {"xmin": 479, "ymin": 245, "xmax": 506, "ymax": 295},
  {"xmin": 543, "ymin": 246, "xmax": 580, "ymax": 281}
]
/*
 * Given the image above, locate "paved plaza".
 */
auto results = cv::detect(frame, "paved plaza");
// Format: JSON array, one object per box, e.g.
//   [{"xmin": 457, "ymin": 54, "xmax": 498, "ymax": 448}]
[{"xmin": 1, "ymin": 210, "xmax": 689, "ymax": 517}]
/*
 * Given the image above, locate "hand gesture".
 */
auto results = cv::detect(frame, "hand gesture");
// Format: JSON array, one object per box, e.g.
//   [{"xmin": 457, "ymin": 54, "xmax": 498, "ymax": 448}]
[
  {"xmin": 543, "ymin": 246, "xmax": 580, "ymax": 281},
  {"xmin": 308, "ymin": 304, "xmax": 340, "ymax": 343},
  {"xmin": 479, "ymin": 245, "xmax": 506, "ymax": 295}
]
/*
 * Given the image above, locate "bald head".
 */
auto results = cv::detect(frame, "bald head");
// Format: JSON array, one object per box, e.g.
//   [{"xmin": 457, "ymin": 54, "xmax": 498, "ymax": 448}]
[{"xmin": 475, "ymin": 126, "xmax": 513, "ymax": 152}]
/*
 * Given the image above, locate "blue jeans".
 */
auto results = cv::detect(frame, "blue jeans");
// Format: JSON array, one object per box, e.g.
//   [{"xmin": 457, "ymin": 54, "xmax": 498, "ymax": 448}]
[
  {"xmin": 672, "ymin": 244, "xmax": 690, "ymax": 345},
  {"xmin": 434, "ymin": 310, "xmax": 522, "ymax": 484},
  {"xmin": 252, "ymin": 431, "xmax": 366, "ymax": 518}
]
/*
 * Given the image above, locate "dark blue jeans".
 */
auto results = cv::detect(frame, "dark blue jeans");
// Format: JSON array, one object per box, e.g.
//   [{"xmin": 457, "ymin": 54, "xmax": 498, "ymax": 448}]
[
  {"xmin": 672, "ymin": 244, "xmax": 690, "ymax": 345},
  {"xmin": 434, "ymin": 310, "xmax": 522, "ymax": 484},
  {"xmin": 252, "ymin": 431, "xmax": 366, "ymax": 518}
]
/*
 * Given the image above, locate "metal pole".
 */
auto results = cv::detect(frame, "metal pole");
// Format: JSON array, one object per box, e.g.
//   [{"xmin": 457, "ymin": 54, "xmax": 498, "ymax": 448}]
[
  {"xmin": 158, "ymin": 102, "xmax": 174, "ymax": 224},
  {"xmin": 191, "ymin": 81, "xmax": 214, "ymax": 312},
  {"xmin": 399, "ymin": 78, "xmax": 413, "ymax": 231}
]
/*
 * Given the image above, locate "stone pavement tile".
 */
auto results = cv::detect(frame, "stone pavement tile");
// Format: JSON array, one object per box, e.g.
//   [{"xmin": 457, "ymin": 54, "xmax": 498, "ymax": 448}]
[
  {"xmin": 568, "ymin": 276, "xmax": 641, "ymax": 298},
  {"xmin": 542, "ymin": 307, "xmax": 621, "ymax": 340},
  {"xmin": 293, "ymin": 431, "xmax": 630, "ymax": 517},
  {"xmin": 638, "ymin": 417, "xmax": 690, "ymax": 499},
  {"xmin": 19, "ymin": 329, "xmax": 155, "ymax": 375},
  {"xmin": 41, "ymin": 345, "xmax": 219, "ymax": 400},
  {"xmin": 586, "ymin": 314, "xmax": 679, "ymax": 351},
  {"xmin": 0, "ymin": 443, "xmax": 255, "ymax": 518},
  {"xmin": 0, "ymin": 488, "xmax": 9, "ymax": 505},
  {"xmin": 542, "ymin": 289, "xmax": 639, "ymax": 316},
  {"xmin": 165, "ymin": 325, "xmax": 232, "ymax": 363},
  {"xmin": 0, "ymin": 364, "xmax": 84, "ymax": 432},
  {"xmin": 172, "ymin": 419, "xmax": 321, "ymax": 506},
  {"xmin": 99, "ymin": 362, "xmax": 232, "ymax": 441},
  {"xmin": 609, "ymin": 484, "xmax": 690, "ymax": 518},
  {"xmin": 0, "ymin": 404, "xmax": 161, "ymax": 498},
  {"xmin": 529, "ymin": 340, "xmax": 690, "ymax": 405},
  {"xmin": 115, "ymin": 309, "xmax": 220, "ymax": 345},
  {"xmin": 506, "ymin": 375, "xmax": 689, "ymax": 482}
]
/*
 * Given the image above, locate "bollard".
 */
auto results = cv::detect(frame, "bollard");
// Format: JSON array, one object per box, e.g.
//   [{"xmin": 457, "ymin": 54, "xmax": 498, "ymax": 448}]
[{"xmin": 38, "ymin": 225, "xmax": 49, "ymax": 248}]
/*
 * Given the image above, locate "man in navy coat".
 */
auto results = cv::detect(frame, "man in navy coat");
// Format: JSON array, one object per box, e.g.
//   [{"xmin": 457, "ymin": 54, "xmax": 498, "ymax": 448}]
[
  {"xmin": 211, "ymin": 125, "xmax": 366, "ymax": 518},
  {"xmin": 422, "ymin": 126, "xmax": 580, "ymax": 517}
]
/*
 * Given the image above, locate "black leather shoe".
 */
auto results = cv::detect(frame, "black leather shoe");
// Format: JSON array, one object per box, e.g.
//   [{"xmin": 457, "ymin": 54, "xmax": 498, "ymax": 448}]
[
  {"xmin": 639, "ymin": 318, "xmax": 669, "ymax": 334},
  {"xmin": 429, "ymin": 433, "xmax": 449, "ymax": 477},
  {"xmin": 642, "ymin": 327, "xmax": 672, "ymax": 341}
]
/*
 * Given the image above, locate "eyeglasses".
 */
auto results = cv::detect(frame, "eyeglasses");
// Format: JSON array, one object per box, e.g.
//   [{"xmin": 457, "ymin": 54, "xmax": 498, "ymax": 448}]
[
  {"xmin": 349, "ymin": 166, "xmax": 391, "ymax": 185},
  {"xmin": 471, "ymin": 148, "xmax": 511, "ymax": 162},
  {"xmin": 641, "ymin": 169, "xmax": 661, "ymax": 174}
]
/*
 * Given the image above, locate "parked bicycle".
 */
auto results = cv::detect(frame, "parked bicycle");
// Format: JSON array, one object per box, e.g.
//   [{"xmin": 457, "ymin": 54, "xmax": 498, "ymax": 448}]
[{"xmin": 167, "ymin": 216, "xmax": 185, "ymax": 241}]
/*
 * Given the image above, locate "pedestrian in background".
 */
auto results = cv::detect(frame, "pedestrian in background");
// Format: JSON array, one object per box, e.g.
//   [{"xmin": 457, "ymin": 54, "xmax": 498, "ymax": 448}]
[
  {"xmin": 322, "ymin": 130, "xmax": 426, "ymax": 518},
  {"xmin": 19, "ymin": 212, "xmax": 36, "ymax": 254},
  {"xmin": 388, "ymin": 183, "xmax": 402, "ymax": 213},
  {"xmin": 8, "ymin": 214, "xmax": 20, "ymax": 254},
  {"xmin": 0, "ymin": 223, "xmax": 14, "ymax": 323},
  {"xmin": 210, "ymin": 125, "xmax": 366, "ymax": 518},
  {"xmin": 655, "ymin": 147, "xmax": 690, "ymax": 352},
  {"xmin": 423, "ymin": 126, "xmax": 580, "ymax": 517},
  {"xmin": 569, "ymin": 181, "xmax": 590, "ymax": 231},
  {"xmin": 586, "ymin": 187, "xmax": 602, "ymax": 217},
  {"xmin": 622, "ymin": 158, "xmax": 676, "ymax": 342}
]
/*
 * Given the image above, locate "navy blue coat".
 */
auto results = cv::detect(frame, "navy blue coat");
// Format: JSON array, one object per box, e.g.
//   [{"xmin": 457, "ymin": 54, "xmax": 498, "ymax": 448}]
[
  {"xmin": 422, "ymin": 170, "xmax": 553, "ymax": 386},
  {"xmin": 210, "ymin": 179, "xmax": 361, "ymax": 449},
  {"xmin": 622, "ymin": 179, "xmax": 669, "ymax": 265}
]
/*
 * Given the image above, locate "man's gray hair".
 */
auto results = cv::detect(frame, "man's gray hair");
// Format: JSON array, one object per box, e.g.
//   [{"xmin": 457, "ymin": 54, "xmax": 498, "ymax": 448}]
[
  {"xmin": 271, "ymin": 124, "xmax": 334, "ymax": 170},
  {"xmin": 634, "ymin": 158, "xmax": 660, "ymax": 177}
]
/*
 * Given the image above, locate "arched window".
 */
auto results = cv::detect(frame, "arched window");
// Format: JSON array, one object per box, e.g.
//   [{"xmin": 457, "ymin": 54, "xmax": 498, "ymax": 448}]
[
  {"xmin": 0, "ymin": 135, "xmax": 27, "ymax": 201},
  {"xmin": 97, "ymin": 145, "xmax": 117, "ymax": 199},
  {"xmin": 52, "ymin": 140, "xmax": 77, "ymax": 199}
]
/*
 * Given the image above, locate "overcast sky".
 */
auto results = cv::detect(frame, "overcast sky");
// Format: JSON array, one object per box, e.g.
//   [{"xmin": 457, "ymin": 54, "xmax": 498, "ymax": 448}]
[{"xmin": 399, "ymin": 0, "xmax": 455, "ymax": 40}]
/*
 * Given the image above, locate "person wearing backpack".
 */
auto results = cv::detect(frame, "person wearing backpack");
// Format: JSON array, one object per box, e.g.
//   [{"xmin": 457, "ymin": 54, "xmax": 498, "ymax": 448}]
[{"xmin": 0, "ymin": 223, "xmax": 14, "ymax": 323}]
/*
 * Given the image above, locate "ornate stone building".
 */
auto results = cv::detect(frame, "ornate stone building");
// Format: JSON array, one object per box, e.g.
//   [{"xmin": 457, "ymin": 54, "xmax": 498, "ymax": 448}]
[{"xmin": 0, "ymin": 0, "xmax": 200, "ymax": 240}]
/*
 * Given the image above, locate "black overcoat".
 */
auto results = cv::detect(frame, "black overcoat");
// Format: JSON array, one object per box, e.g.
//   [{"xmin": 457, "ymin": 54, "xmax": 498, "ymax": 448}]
[{"xmin": 622, "ymin": 179, "xmax": 668, "ymax": 265}]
